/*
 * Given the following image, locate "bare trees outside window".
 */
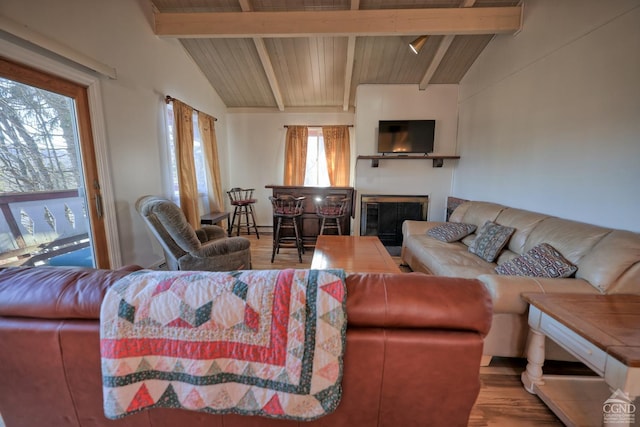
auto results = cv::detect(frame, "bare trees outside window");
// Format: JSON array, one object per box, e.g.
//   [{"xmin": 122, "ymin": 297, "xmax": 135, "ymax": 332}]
[{"xmin": 0, "ymin": 77, "xmax": 81, "ymax": 193}]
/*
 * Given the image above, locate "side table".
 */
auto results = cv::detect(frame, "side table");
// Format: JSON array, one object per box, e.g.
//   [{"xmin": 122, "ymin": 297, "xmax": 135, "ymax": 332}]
[{"xmin": 521, "ymin": 293, "xmax": 640, "ymax": 427}]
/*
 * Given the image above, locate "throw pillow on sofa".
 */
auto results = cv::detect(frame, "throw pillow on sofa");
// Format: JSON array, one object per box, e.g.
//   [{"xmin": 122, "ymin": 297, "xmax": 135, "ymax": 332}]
[
  {"xmin": 468, "ymin": 221, "xmax": 515, "ymax": 263},
  {"xmin": 495, "ymin": 243, "xmax": 578, "ymax": 278},
  {"xmin": 427, "ymin": 223, "xmax": 477, "ymax": 243}
]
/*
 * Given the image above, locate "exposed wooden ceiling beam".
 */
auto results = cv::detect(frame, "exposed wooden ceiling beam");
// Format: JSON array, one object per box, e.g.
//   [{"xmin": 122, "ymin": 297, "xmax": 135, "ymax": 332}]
[
  {"xmin": 419, "ymin": 36, "xmax": 455, "ymax": 90},
  {"xmin": 343, "ymin": 37, "xmax": 356, "ymax": 111},
  {"xmin": 154, "ymin": 7, "xmax": 522, "ymax": 38},
  {"xmin": 343, "ymin": 0, "xmax": 359, "ymax": 111},
  {"xmin": 253, "ymin": 39, "xmax": 285, "ymax": 111},
  {"xmin": 238, "ymin": 0, "xmax": 284, "ymax": 111},
  {"xmin": 419, "ymin": 0, "xmax": 477, "ymax": 90}
]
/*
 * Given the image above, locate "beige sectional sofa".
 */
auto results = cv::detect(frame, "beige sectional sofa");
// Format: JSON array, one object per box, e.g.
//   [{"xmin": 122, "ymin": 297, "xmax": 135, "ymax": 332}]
[{"xmin": 402, "ymin": 200, "xmax": 640, "ymax": 361}]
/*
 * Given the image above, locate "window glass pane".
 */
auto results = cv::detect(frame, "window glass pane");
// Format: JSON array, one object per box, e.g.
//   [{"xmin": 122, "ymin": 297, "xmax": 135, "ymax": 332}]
[
  {"xmin": 304, "ymin": 135, "xmax": 319, "ymax": 186},
  {"xmin": 0, "ymin": 76, "xmax": 92, "ymax": 267},
  {"xmin": 317, "ymin": 134, "xmax": 330, "ymax": 187},
  {"xmin": 304, "ymin": 128, "xmax": 330, "ymax": 186}
]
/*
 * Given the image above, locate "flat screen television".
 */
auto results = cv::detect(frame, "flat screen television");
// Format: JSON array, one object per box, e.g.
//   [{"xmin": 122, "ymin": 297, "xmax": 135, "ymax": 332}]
[{"xmin": 377, "ymin": 120, "xmax": 435, "ymax": 154}]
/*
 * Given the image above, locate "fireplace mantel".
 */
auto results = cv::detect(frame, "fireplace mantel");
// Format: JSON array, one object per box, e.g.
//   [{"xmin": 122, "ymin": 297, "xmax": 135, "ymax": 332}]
[{"xmin": 357, "ymin": 154, "xmax": 460, "ymax": 168}]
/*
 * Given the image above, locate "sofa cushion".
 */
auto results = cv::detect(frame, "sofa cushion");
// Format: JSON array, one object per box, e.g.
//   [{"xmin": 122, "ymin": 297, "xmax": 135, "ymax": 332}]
[
  {"xmin": 478, "ymin": 274, "xmax": 599, "ymax": 314},
  {"xmin": 494, "ymin": 208, "xmax": 549, "ymax": 254},
  {"xmin": 403, "ymin": 235, "xmax": 496, "ymax": 278},
  {"xmin": 469, "ymin": 221, "xmax": 515, "ymax": 263},
  {"xmin": 495, "ymin": 243, "xmax": 577, "ymax": 278},
  {"xmin": 455, "ymin": 201, "xmax": 506, "ymax": 230},
  {"xmin": 427, "ymin": 223, "xmax": 476, "ymax": 243},
  {"xmin": 575, "ymin": 230, "xmax": 640, "ymax": 293},
  {"xmin": 523, "ymin": 217, "xmax": 609, "ymax": 264}
]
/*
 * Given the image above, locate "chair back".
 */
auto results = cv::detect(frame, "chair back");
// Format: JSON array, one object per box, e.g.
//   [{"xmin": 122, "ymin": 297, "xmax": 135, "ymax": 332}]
[
  {"xmin": 316, "ymin": 196, "xmax": 349, "ymax": 218},
  {"xmin": 135, "ymin": 196, "xmax": 202, "ymax": 270},
  {"xmin": 269, "ymin": 195, "xmax": 305, "ymax": 217},
  {"xmin": 228, "ymin": 188, "xmax": 256, "ymax": 205}
]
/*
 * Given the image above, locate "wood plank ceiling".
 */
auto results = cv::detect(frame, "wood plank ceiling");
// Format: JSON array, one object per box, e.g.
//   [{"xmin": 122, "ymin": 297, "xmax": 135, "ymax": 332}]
[{"xmin": 151, "ymin": 0, "xmax": 522, "ymax": 111}]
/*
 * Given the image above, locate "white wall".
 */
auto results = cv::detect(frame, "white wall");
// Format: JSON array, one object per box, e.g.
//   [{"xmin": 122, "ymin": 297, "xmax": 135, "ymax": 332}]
[
  {"xmin": 0, "ymin": 0, "xmax": 231, "ymax": 266},
  {"xmin": 455, "ymin": 0, "xmax": 640, "ymax": 232},
  {"xmin": 354, "ymin": 84, "xmax": 460, "ymax": 225},
  {"xmin": 226, "ymin": 110, "xmax": 354, "ymax": 226}
]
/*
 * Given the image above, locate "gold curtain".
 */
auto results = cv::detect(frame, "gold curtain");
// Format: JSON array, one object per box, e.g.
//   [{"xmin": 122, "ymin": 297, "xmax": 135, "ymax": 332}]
[
  {"xmin": 198, "ymin": 111, "xmax": 224, "ymax": 216},
  {"xmin": 284, "ymin": 126, "xmax": 308, "ymax": 185},
  {"xmin": 173, "ymin": 100, "xmax": 200, "ymax": 228},
  {"xmin": 322, "ymin": 126, "xmax": 351, "ymax": 186}
]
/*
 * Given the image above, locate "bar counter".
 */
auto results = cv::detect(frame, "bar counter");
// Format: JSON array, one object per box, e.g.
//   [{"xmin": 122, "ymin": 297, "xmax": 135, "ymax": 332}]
[{"xmin": 265, "ymin": 185, "xmax": 356, "ymax": 247}]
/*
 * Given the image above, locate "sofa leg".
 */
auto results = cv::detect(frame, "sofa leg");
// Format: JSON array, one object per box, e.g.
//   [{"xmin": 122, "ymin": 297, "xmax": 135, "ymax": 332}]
[{"xmin": 480, "ymin": 355, "xmax": 492, "ymax": 367}]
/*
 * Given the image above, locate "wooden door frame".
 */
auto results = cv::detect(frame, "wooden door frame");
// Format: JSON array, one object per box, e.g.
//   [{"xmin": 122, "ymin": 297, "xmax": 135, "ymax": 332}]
[{"xmin": 0, "ymin": 47, "xmax": 120, "ymax": 268}]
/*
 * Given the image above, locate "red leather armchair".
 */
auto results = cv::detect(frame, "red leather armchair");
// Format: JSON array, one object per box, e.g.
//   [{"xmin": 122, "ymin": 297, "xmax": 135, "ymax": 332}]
[{"xmin": 0, "ymin": 266, "xmax": 492, "ymax": 427}]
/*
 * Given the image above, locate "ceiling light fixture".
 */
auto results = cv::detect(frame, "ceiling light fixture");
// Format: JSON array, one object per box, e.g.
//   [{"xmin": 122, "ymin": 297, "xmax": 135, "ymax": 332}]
[{"xmin": 409, "ymin": 35, "xmax": 428, "ymax": 54}]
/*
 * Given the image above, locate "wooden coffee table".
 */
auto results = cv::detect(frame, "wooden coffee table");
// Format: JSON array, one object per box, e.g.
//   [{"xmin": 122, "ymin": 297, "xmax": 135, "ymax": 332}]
[{"xmin": 310, "ymin": 235, "xmax": 401, "ymax": 274}]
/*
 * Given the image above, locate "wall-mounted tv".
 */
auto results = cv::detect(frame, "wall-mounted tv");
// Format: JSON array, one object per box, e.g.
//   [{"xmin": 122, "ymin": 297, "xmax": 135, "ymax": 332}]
[{"xmin": 377, "ymin": 120, "xmax": 435, "ymax": 154}]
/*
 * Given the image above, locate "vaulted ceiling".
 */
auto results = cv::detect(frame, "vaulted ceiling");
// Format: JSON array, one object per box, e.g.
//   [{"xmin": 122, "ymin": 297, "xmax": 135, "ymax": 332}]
[{"xmin": 151, "ymin": 0, "xmax": 522, "ymax": 111}]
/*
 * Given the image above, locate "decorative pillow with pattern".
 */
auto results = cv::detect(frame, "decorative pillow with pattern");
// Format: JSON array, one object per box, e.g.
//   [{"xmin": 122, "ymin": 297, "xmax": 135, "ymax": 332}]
[
  {"xmin": 468, "ymin": 221, "xmax": 515, "ymax": 263},
  {"xmin": 427, "ymin": 223, "xmax": 477, "ymax": 243},
  {"xmin": 495, "ymin": 243, "xmax": 578, "ymax": 278}
]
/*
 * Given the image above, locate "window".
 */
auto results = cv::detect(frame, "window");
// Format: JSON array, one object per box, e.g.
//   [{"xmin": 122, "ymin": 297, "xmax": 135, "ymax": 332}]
[
  {"xmin": 165, "ymin": 103, "xmax": 210, "ymax": 213},
  {"xmin": 304, "ymin": 127, "xmax": 330, "ymax": 187}
]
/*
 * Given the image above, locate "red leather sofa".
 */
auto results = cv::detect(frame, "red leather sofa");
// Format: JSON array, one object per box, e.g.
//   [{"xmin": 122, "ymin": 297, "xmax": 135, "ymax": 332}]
[{"xmin": 0, "ymin": 266, "xmax": 492, "ymax": 427}]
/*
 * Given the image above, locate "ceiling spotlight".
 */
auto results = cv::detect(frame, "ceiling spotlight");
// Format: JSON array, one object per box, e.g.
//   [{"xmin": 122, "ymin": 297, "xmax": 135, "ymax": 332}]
[{"xmin": 409, "ymin": 35, "xmax": 428, "ymax": 54}]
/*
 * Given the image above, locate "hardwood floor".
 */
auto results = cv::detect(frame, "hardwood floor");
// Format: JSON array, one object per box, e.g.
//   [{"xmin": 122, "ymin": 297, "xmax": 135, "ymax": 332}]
[
  {"xmin": 470, "ymin": 358, "xmax": 563, "ymax": 426},
  {"xmin": 246, "ymin": 232, "xmax": 563, "ymax": 426}
]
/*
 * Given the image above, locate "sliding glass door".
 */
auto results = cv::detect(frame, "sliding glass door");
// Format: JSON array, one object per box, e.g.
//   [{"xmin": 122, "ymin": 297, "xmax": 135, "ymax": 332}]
[{"xmin": 0, "ymin": 57, "xmax": 109, "ymax": 268}]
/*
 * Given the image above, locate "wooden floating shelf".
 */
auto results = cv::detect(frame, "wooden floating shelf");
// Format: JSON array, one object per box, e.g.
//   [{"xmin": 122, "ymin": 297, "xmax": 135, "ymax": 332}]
[{"xmin": 357, "ymin": 155, "xmax": 461, "ymax": 168}]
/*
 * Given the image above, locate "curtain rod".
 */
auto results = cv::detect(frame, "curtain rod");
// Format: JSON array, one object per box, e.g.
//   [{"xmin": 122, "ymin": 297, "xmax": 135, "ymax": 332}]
[
  {"xmin": 165, "ymin": 95, "xmax": 217, "ymax": 121},
  {"xmin": 284, "ymin": 125, "xmax": 353, "ymax": 128}
]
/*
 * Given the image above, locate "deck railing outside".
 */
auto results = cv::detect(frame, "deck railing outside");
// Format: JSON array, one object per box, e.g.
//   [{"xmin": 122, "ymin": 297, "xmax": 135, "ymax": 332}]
[{"xmin": 0, "ymin": 190, "xmax": 91, "ymax": 267}]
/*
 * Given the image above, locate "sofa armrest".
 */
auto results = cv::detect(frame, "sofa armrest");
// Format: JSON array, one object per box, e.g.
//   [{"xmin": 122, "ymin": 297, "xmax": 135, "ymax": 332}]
[
  {"xmin": 0, "ymin": 266, "xmax": 142, "ymax": 319},
  {"xmin": 195, "ymin": 225, "xmax": 227, "ymax": 243},
  {"xmin": 346, "ymin": 272, "xmax": 492, "ymax": 336},
  {"xmin": 477, "ymin": 274, "xmax": 600, "ymax": 315},
  {"xmin": 402, "ymin": 220, "xmax": 445, "ymax": 237},
  {"xmin": 202, "ymin": 225, "xmax": 227, "ymax": 241},
  {"xmin": 191, "ymin": 236, "xmax": 250, "ymax": 258}
]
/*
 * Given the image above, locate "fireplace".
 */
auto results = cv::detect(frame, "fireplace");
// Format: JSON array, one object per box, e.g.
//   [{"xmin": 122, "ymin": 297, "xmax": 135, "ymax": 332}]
[{"xmin": 360, "ymin": 195, "xmax": 429, "ymax": 246}]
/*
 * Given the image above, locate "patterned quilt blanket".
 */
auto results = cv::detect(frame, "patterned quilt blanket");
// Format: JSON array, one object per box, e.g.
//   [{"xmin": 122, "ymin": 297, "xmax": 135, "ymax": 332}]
[{"xmin": 100, "ymin": 268, "xmax": 346, "ymax": 421}]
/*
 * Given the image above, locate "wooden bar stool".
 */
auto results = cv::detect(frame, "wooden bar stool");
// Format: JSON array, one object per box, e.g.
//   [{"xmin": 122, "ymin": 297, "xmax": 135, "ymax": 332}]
[
  {"xmin": 269, "ymin": 195, "xmax": 305, "ymax": 263},
  {"xmin": 315, "ymin": 195, "xmax": 350, "ymax": 235},
  {"xmin": 227, "ymin": 188, "xmax": 259, "ymax": 239}
]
